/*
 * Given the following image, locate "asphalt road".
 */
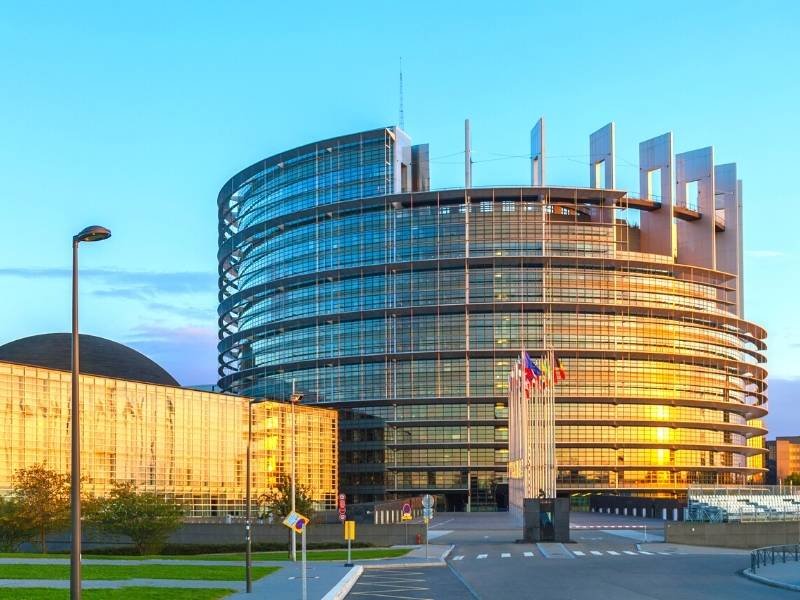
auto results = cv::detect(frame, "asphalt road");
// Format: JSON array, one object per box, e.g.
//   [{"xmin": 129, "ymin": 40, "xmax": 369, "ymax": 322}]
[
  {"xmin": 345, "ymin": 567, "xmax": 474, "ymax": 599},
  {"xmin": 434, "ymin": 511, "xmax": 796, "ymax": 599}
]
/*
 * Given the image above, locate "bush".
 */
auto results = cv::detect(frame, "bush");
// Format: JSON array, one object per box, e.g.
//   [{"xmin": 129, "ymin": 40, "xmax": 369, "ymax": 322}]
[{"xmin": 89, "ymin": 482, "xmax": 183, "ymax": 555}]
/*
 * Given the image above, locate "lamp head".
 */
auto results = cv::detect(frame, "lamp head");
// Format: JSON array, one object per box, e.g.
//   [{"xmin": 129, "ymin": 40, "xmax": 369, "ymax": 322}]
[
  {"xmin": 290, "ymin": 392, "xmax": 304, "ymax": 404},
  {"xmin": 74, "ymin": 225, "xmax": 111, "ymax": 243}
]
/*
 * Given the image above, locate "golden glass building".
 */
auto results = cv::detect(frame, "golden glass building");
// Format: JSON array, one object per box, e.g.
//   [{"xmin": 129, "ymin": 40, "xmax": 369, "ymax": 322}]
[
  {"xmin": 0, "ymin": 337, "xmax": 338, "ymax": 516},
  {"xmin": 217, "ymin": 123, "xmax": 767, "ymax": 509}
]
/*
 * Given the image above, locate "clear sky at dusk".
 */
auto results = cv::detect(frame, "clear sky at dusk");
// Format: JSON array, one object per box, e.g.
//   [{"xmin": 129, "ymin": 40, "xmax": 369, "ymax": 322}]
[{"xmin": 0, "ymin": 1, "xmax": 798, "ymax": 433}]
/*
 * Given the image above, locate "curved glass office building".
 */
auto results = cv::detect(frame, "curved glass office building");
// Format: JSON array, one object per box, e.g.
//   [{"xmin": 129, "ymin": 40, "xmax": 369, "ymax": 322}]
[{"xmin": 218, "ymin": 124, "xmax": 767, "ymax": 509}]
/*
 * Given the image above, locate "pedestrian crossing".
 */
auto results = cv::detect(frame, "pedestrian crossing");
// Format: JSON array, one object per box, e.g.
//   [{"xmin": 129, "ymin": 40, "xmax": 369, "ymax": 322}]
[{"xmin": 450, "ymin": 549, "xmax": 679, "ymax": 561}]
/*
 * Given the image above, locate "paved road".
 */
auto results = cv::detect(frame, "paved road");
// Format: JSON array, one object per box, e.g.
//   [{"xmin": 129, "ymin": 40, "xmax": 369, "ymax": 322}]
[
  {"xmin": 430, "ymin": 511, "xmax": 797, "ymax": 599},
  {"xmin": 345, "ymin": 567, "xmax": 473, "ymax": 599}
]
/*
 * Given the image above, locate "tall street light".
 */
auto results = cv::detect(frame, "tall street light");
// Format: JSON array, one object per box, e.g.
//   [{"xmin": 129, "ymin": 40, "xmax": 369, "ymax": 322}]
[
  {"xmin": 245, "ymin": 397, "xmax": 269, "ymax": 594},
  {"xmin": 290, "ymin": 381, "xmax": 303, "ymax": 563},
  {"xmin": 71, "ymin": 225, "xmax": 111, "ymax": 600}
]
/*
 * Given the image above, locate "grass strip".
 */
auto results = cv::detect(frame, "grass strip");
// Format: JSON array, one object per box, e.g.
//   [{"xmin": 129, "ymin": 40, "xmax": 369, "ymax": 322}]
[
  {"xmin": 0, "ymin": 564, "xmax": 277, "ymax": 581},
  {"xmin": 0, "ymin": 588, "xmax": 234, "ymax": 599},
  {"xmin": 0, "ymin": 548, "xmax": 410, "ymax": 562}
]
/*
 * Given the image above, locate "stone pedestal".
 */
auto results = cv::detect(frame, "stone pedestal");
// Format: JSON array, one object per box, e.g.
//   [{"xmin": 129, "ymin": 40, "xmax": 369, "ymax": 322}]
[{"xmin": 523, "ymin": 497, "xmax": 570, "ymax": 542}]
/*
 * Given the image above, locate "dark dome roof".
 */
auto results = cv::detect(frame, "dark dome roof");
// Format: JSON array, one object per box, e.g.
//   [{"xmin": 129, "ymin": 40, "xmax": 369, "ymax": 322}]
[{"xmin": 0, "ymin": 333, "xmax": 179, "ymax": 386}]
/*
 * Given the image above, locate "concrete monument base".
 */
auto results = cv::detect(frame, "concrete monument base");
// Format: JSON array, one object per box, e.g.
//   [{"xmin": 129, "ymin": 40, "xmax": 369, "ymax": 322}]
[{"xmin": 523, "ymin": 497, "xmax": 570, "ymax": 542}]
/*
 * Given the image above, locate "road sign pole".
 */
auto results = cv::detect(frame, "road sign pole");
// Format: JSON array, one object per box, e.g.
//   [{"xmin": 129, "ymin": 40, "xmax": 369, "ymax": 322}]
[
  {"xmin": 301, "ymin": 527, "xmax": 307, "ymax": 600},
  {"xmin": 425, "ymin": 518, "xmax": 428, "ymax": 559},
  {"xmin": 347, "ymin": 538, "xmax": 351, "ymax": 566}
]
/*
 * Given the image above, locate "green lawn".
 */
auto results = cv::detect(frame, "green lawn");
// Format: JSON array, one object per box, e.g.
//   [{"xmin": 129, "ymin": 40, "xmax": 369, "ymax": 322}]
[
  {"xmin": 0, "ymin": 564, "xmax": 277, "ymax": 581},
  {"xmin": 0, "ymin": 548, "xmax": 410, "ymax": 562},
  {"xmin": 0, "ymin": 589, "xmax": 233, "ymax": 600}
]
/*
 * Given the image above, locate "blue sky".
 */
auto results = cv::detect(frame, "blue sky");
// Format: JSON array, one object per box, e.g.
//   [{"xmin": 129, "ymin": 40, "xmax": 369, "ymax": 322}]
[{"xmin": 0, "ymin": 1, "xmax": 798, "ymax": 433}]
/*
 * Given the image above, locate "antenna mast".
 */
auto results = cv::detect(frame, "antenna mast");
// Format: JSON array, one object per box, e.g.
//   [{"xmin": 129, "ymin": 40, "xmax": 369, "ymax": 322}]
[{"xmin": 399, "ymin": 57, "xmax": 405, "ymax": 130}]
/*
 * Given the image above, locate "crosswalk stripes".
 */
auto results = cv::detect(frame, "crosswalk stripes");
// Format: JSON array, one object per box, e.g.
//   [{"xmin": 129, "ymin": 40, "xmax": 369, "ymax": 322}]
[{"xmin": 451, "ymin": 550, "xmax": 677, "ymax": 562}]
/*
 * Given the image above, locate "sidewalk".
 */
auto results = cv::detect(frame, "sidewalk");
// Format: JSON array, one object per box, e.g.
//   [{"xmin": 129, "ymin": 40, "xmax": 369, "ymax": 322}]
[
  {"xmin": 744, "ymin": 561, "xmax": 800, "ymax": 592},
  {"xmin": 637, "ymin": 542, "xmax": 748, "ymax": 555},
  {"xmin": 226, "ymin": 562, "xmax": 359, "ymax": 600},
  {"xmin": 355, "ymin": 544, "xmax": 453, "ymax": 568}
]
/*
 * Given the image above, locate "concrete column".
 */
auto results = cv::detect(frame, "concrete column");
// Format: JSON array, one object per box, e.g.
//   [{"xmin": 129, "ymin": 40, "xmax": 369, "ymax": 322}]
[
  {"xmin": 673, "ymin": 508, "xmax": 678, "ymax": 521},
  {"xmin": 662, "ymin": 508, "xmax": 667, "ymax": 520},
  {"xmin": 633, "ymin": 508, "xmax": 637, "ymax": 517},
  {"xmin": 676, "ymin": 146, "xmax": 716, "ymax": 269},
  {"xmin": 639, "ymin": 132, "xmax": 674, "ymax": 257}
]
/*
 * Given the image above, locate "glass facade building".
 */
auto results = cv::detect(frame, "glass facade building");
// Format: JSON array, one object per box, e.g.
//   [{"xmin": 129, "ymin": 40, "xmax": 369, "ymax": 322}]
[
  {"xmin": 218, "ymin": 126, "xmax": 767, "ymax": 510},
  {"xmin": 0, "ymin": 360, "xmax": 338, "ymax": 516}
]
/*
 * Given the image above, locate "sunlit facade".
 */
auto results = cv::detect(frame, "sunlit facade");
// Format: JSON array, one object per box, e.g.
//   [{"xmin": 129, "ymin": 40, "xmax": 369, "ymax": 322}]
[
  {"xmin": 218, "ymin": 124, "xmax": 767, "ymax": 509},
  {"xmin": 0, "ymin": 360, "xmax": 338, "ymax": 516}
]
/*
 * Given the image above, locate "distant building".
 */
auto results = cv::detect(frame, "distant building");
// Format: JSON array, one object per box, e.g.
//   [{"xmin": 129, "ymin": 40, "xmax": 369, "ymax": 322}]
[
  {"xmin": 217, "ymin": 122, "xmax": 767, "ymax": 509},
  {"xmin": 766, "ymin": 437, "xmax": 800, "ymax": 484},
  {"xmin": 0, "ymin": 334, "xmax": 338, "ymax": 516}
]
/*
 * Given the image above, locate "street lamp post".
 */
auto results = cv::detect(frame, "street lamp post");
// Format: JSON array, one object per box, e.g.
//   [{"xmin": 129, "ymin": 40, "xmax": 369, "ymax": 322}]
[
  {"xmin": 290, "ymin": 381, "xmax": 303, "ymax": 563},
  {"xmin": 245, "ymin": 398, "xmax": 267, "ymax": 593},
  {"xmin": 71, "ymin": 225, "xmax": 111, "ymax": 600}
]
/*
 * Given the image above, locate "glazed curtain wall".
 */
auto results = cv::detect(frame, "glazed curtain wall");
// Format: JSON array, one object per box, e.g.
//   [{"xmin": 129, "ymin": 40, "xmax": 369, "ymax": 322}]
[
  {"xmin": 218, "ymin": 187, "xmax": 766, "ymax": 504},
  {"xmin": 0, "ymin": 362, "xmax": 337, "ymax": 516}
]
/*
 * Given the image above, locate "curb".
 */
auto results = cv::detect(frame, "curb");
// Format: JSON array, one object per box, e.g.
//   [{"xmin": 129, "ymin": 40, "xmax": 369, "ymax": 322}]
[
  {"xmin": 321, "ymin": 565, "xmax": 364, "ymax": 600},
  {"xmin": 742, "ymin": 568, "xmax": 800, "ymax": 592},
  {"xmin": 360, "ymin": 545, "xmax": 455, "ymax": 570},
  {"xmin": 363, "ymin": 560, "xmax": 446, "ymax": 570}
]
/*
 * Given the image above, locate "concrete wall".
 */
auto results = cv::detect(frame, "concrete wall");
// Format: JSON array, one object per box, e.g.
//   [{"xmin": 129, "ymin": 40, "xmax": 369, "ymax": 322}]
[
  {"xmin": 665, "ymin": 520, "xmax": 800, "ymax": 549},
  {"xmin": 170, "ymin": 523, "xmax": 425, "ymax": 547},
  {"xmin": 43, "ymin": 522, "xmax": 427, "ymax": 552}
]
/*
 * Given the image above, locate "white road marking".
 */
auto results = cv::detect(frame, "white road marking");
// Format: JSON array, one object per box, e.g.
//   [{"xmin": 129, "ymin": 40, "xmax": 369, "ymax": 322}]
[
  {"xmin": 477, "ymin": 554, "xmax": 487, "ymax": 559},
  {"xmin": 452, "ymin": 555, "xmax": 464, "ymax": 561},
  {"xmin": 429, "ymin": 518, "xmax": 455, "ymax": 529},
  {"xmin": 623, "ymin": 550, "xmax": 637, "ymax": 555},
  {"xmin": 590, "ymin": 551, "xmax": 603, "ymax": 556},
  {"xmin": 501, "ymin": 553, "xmax": 511, "ymax": 558},
  {"xmin": 657, "ymin": 552, "xmax": 671, "ymax": 555},
  {"xmin": 606, "ymin": 550, "xmax": 621, "ymax": 555},
  {"xmin": 573, "ymin": 550, "xmax": 586, "ymax": 556},
  {"xmin": 523, "ymin": 551, "xmax": 535, "ymax": 557},
  {"xmin": 638, "ymin": 551, "xmax": 654, "ymax": 555}
]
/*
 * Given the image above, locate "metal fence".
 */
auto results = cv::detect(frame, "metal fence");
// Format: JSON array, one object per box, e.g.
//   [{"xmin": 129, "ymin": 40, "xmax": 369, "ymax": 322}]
[{"xmin": 751, "ymin": 544, "xmax": 800, "ymax": 572}]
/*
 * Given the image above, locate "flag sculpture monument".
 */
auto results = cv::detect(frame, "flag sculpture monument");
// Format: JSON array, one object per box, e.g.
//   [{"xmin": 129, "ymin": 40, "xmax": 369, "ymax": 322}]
[{"xmin": 508, "ymin": 349, "xmax": 570, "ymax": 542}]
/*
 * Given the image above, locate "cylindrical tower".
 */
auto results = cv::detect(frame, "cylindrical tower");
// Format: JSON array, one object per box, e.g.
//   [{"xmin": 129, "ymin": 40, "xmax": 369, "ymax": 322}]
[{"xmin": 218, "ymin": 129, "xmax": 767, "ymax": 509}]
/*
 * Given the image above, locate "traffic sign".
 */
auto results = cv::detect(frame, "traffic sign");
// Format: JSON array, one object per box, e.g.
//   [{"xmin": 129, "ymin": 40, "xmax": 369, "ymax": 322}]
[
  {"xmin": 422, "ymin": 494, "xmax": 434, "ymax": 509},
  {"xmin": 282, "ymin": 510, "xmax": 310, "ymax": 533},
  {"xmin": 338, "ymin": 493, "xmax": 346, "ymax": 522},
  {"xmin": 401, "ymin": 502, "xmax": 412, "ymax": 521},
  {"xmin": 344, "ymin": 520, "xmax": 356, "ymax": 540},
  {"xmin": 423, "ymin": 507, "xmax": 433, "ymax": 520}
]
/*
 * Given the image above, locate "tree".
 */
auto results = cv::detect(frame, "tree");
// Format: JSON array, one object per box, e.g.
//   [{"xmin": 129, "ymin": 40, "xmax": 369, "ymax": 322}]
[
  {"xmin": 784, "ymin": 473, "xmax": 800, "ymax": 486},
  {"xmin": 0, "ymin": 497, "xmax": 35, "ymax": 552},
  {"xmin": 89, "ymin": 482, "xmax": 184, "ymax": 555},
  {"xmin": 13, "ymin": 464, "xmax": 71, "ymax": 553},
  {"xmin": 258, "ymin": 476, "xmax": 315, "ymax": 556},
  {"xmin": 258, "ymin": 475, "xmax": 315, "ymax": 522}
]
